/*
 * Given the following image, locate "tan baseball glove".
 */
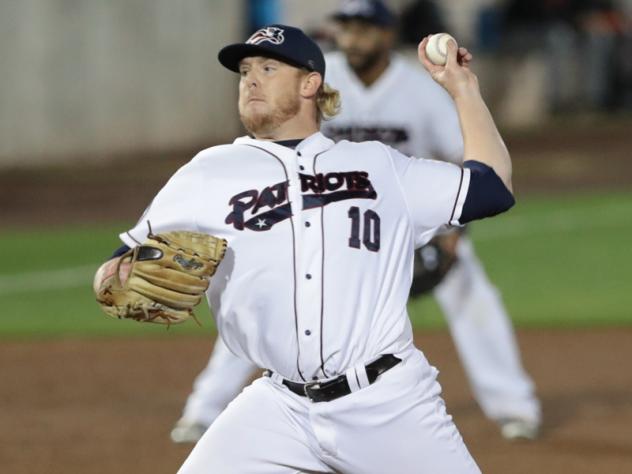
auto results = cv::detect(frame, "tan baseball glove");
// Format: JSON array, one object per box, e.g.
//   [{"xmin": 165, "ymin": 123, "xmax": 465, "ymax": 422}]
[{"xmin": 96, "ymin": 231, "xmax": 227, "ymax": 325}]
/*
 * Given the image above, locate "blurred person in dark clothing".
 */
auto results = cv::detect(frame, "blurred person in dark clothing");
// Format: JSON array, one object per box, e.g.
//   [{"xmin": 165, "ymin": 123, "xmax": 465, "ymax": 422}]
[
  {"xmin": 502, "ymin": 0, "xmax": 629, "ymax": 110},
  {"xmin": 399, "ymin": 0, "xmax": 447, "ymax": 45}
]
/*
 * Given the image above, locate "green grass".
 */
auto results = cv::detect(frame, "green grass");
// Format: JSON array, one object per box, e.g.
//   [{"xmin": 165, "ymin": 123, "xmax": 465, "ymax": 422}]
[
  {"xmin": 408, "ymin": 192, "xmax": 632, "ymax": 328},
  {"xmin": 1, "ymin": 192, "xmax": 631, "ymax": 339},
  {"xmin": 0, "ymin": 223, "xmax": 215, "ymax": 338}
]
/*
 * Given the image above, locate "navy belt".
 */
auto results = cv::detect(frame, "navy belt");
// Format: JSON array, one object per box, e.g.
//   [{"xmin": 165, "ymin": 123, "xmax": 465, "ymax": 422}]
[{"xmin": 266, "ymin": 354, "xmax": 401, "ymax": 403}]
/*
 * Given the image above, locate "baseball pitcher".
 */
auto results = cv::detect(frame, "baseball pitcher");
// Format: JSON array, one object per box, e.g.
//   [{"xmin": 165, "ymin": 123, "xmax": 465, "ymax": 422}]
[
  {"xmin": 171, "ymin": 0, "xmax": 540, "ymax": 445},
  {"xmin": 95, "ymin": 21, "xmax": 517, "ymax": 473}
]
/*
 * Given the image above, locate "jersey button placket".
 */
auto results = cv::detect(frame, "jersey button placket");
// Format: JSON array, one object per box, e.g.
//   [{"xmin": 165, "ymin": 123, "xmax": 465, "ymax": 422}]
[
  {"xmin": 296, "ymin": 149, "xmax": 324, "ymax": 377},
  {"xmin": 299, "ymin": 151, "xmax": 311, "ymax": 237}
]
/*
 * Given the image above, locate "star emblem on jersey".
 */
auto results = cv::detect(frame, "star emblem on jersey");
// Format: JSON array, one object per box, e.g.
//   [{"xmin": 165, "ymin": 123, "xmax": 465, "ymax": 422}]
[
  {"xmin": 255, "ymin": 218, "xmax": 268, "ymax": 229},
  {"xmin": 246, "ymin": 26, "xmax": 285, "ymax": 46}
]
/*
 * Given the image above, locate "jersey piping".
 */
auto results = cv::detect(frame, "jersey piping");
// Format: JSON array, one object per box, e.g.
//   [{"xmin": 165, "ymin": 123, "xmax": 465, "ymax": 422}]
[
  {"xmin": 242, "ymin": 144, "xmax": 307, "ymax": 382},
  {"xmin": 449, "ymin": 168, "xmax": 465, "ymax": 224},
  {"xmin": 313, "ymin": 148, "xmax": 330, "ymax": 378}
]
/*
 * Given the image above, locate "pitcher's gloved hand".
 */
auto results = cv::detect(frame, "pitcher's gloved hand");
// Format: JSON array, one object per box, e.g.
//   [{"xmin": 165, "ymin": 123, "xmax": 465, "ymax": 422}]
[{"xmin": 96, "ymin": 231, "xmax": 227, "ymax": 325}]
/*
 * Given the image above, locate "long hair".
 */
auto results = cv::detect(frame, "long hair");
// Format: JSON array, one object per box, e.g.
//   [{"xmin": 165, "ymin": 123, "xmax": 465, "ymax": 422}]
[{"xmin": 316, "ymin": 82, "xmax": 341, "ymax": 123}]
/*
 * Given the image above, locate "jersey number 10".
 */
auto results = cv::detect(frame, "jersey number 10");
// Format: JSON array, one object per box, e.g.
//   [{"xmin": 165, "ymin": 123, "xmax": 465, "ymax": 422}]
[{"xmin": 348, "ymin": 206, "xmax": 380, "ymax": 252}]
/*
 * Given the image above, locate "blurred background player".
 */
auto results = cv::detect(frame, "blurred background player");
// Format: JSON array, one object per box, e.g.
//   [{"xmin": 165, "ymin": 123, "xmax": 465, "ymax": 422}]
[
  {"xmin": 170, "ymin": 0, "xmax": 541, "ymax": 444},
  {"xmin": 321, "ymin": 0, "xmax": 541, "ymax": 442}
]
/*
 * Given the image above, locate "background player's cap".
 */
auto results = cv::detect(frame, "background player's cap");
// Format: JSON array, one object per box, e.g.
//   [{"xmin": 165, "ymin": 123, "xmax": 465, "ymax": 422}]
[
  {"xmin": 218, "ymin": 24, "xmax": 326, "ymax": 78},
  {"xmin": 331, "ymin": 0, "xmax": 396, "ymax": 27}
]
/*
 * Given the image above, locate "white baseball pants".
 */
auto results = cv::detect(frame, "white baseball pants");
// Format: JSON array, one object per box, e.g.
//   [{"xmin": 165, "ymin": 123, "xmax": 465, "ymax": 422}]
[
  {"xmin": 434, "ymin": 237, "xmax": 541, "ymax": 424},
  {"xmin": 178, "ymin": 349, "xmax": 480, "ymax": 474},
  {"xmin": 180, "ymin": 336, "xmax": 257, "ymax": 427}
]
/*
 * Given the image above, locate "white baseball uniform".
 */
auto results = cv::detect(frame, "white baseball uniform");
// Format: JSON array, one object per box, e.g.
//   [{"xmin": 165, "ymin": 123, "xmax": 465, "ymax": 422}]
[
  {"xmin": 122, "ymin": 132, "xmax": 485, "ymax": 472},
  {"xmin": 175, "ymin": 51, "xmax": 540, "ymax": 433}
]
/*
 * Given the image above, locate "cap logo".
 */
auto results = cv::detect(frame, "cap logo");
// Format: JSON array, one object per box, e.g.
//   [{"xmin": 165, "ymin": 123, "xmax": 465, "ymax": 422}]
[{"xmin": 246, "ymin": 26, "xmax": 285, "ymax": 46}]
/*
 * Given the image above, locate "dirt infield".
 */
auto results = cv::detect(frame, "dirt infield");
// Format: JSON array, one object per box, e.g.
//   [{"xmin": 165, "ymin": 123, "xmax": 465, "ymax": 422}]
[{"xmin": 2, "ymin": 329, "xmax": 631, "ymax": 474}]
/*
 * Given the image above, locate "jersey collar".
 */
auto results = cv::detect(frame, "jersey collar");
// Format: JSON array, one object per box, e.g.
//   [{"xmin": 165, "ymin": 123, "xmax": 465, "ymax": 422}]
[{"xmin": 233, "ymin": 131, "xmax": 335, "ymax": 156}]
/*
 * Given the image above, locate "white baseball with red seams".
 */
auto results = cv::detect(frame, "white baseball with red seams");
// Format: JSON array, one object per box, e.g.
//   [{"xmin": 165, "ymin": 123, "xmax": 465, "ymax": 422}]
[{"xmin": 425, "ymin": 33, "xmax": 457, "ymax": 66}]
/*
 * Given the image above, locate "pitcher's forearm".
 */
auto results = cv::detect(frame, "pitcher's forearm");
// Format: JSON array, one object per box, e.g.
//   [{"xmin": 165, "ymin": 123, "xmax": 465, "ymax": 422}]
[{"xmin": 454, "ymin": 88, "xmax": 512, "ymax": 192}]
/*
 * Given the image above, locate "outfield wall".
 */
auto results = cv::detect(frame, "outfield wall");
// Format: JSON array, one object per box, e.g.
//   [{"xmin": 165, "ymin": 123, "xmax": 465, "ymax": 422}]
[{"xmin": 0, "ymin": 0, "xmax": 244, "ymax": 167}]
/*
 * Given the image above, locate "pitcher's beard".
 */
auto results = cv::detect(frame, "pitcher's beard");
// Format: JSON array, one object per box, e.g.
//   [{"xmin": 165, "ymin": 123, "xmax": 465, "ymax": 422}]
[{"xmin": 240, "ymin": 94, "xmax": 301, "ymax": 137}]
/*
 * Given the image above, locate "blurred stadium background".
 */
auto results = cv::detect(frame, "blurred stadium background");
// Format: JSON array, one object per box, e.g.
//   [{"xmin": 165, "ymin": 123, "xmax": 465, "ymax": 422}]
[{"xmin": 1, "ymin": 1, "xmax": 631, "ymax": 473}]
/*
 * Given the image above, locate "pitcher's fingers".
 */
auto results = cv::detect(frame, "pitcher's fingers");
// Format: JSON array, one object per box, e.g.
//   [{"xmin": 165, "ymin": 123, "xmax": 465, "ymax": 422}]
[
  {"xmin": 458, "ymin": 47, "xmax": 470, "ymax": 58},
  {"xmin": 458, "ymin": 48, "xmax": 473, "ymax": 66},
  {"xmin": 445, "ymin": 38, "xmax": 459, "ymax": 67},
  {"xmin": 417, "ymin": 36, "xmax": 431, "ymax": 63}
]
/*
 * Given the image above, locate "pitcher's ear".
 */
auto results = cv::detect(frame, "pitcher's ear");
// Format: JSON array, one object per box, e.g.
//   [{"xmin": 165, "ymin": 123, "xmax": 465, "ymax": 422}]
[{"xmin": 301, "ymin": 71, "xmax": 322, "ymax": 98}]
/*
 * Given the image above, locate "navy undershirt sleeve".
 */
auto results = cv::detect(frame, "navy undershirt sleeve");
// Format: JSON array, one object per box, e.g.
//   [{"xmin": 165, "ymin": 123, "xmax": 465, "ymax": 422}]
[
  {"xmin": 460, "ymin": 161, "xmax": 515, "ymax": 224},
  {"xmin": 111, "ymin": 244, "xmax": 131, "ymax": 259}
]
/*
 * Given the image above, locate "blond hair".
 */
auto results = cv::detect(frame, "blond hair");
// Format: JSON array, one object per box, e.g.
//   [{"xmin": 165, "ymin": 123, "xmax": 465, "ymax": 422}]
[{"xmin": 316, "ymin": 82, "xmax": 341, "ymax": 123}]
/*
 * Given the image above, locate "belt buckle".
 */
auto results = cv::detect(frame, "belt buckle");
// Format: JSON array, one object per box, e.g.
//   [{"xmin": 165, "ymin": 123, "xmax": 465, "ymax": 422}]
[{"xmin": 303, "ymin": 381, "xmax": 321, "ymax": 401}]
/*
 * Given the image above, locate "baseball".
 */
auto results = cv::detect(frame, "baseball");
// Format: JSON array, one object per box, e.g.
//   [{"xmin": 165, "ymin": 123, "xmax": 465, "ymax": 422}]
[{"xmin": 425, "ymin": 33, "xmax": 457, "ymax": 66}]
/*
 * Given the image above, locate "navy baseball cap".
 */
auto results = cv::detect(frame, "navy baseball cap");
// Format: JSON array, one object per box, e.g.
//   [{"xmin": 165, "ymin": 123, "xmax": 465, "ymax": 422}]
[
  {"xmin": 332, "ymin": 0, "xmax": 396, "ymax": 27},
  {"xmin": 218, "ymin": 24, "xmax": 326, "ymax": 78}
]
